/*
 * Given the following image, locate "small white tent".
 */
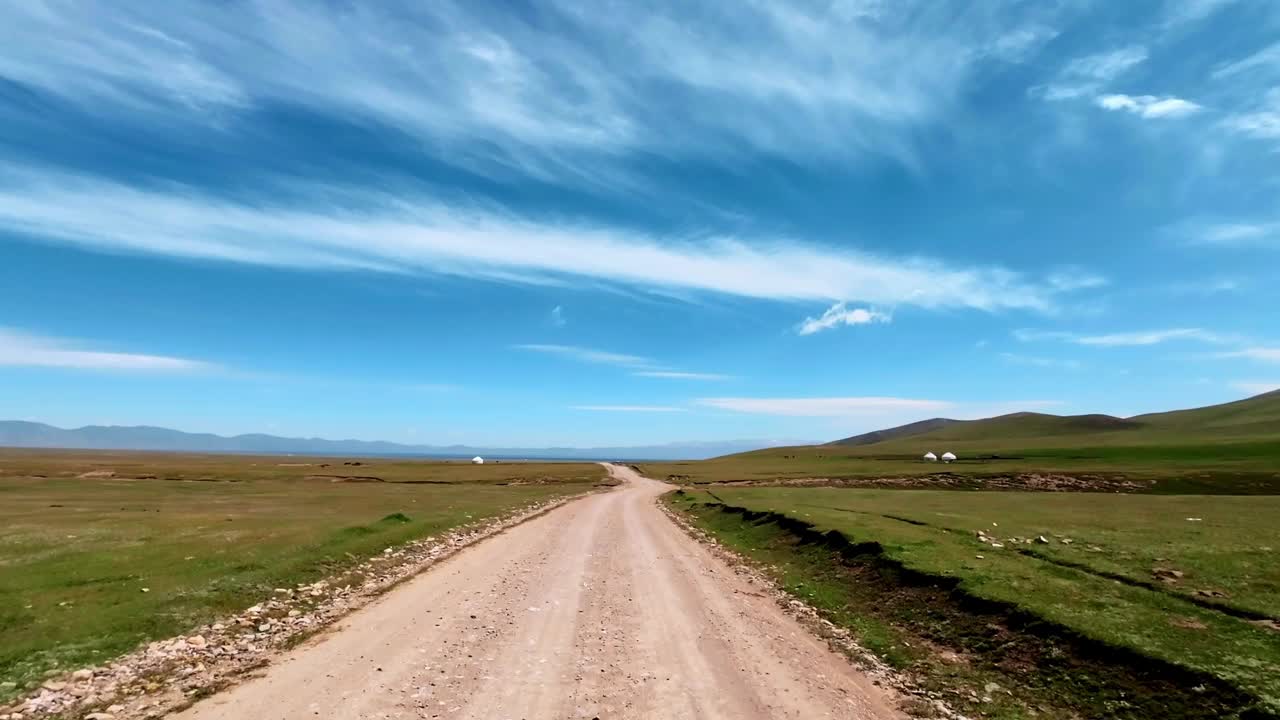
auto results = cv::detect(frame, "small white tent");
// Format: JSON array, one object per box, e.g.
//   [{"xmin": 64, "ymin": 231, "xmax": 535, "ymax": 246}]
[
  {"xmin": 923, "ymin": 452, "xmax": 938, "ymax": 462},
  {"xmin": 471, "ymin": 456, "xmax": 485, "ymax": 465},
  {"xmin": 941, "ymin": 451, "xmax": 957, "ymax": 463}
]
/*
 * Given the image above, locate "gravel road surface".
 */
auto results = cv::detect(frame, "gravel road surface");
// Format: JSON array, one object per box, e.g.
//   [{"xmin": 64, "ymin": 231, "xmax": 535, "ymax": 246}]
[{"xmin": 175, "ymin": 464, "xmax": 901, "ymax": 719}]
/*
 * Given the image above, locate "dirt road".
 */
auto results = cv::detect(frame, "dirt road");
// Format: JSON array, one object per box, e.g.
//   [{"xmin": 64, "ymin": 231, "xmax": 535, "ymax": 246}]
[{"xmin": 176, "ymin": 464, "xmax": 901, "ymax": 719}]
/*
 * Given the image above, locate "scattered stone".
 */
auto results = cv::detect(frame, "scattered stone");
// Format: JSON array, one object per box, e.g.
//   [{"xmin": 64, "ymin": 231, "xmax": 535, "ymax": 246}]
[
  {"xmin": 1186, "ymin": 517, "xmax": 1203, "ymax": 522},
  {"xmin": 975, "ymin": 555, "xmax": 985, "ymax": 560},
  {"xmin": 0, "ymin": 492, "xmax": 586, "ymax": 720},
  {"xmin": 1035, "ymin": 536, "xmax": 1049, "ymax": 544}
]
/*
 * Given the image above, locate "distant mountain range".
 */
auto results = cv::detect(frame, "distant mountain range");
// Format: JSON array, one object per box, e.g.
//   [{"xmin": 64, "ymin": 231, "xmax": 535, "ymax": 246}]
[{"xmin": 0, "ymin": 421, "xmax": 773, "ymax": 460}]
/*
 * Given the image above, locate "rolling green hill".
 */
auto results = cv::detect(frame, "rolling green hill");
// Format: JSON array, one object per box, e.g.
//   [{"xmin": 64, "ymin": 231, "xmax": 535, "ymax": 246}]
[
  {"xmin": 641, "ymin": 391, "xmax": 1280, "ymax": 490},
  {"xmin": 827, "ymin": 390, "xmax": 1280, "ymax": 452},
  {"xmin": 1131, "ymin": 389, "xmax": 1280, "ymax": 436},
  {"xmin": 829, "ymin": 417, "xmax": 960, "ymax": 446}
]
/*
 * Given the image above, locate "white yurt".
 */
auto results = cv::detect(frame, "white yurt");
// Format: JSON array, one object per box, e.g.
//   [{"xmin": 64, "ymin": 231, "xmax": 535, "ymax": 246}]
[
  {"xmin": 471, "ymin": 456, "xmax": 485, "ymax": 465},
  {"xmin": 923, "ymin": 452, "xmax": 938, "ymax": 462},
  {"xmin": 941, "ymin": 451, "xmax": 957, "ymax": 463}
]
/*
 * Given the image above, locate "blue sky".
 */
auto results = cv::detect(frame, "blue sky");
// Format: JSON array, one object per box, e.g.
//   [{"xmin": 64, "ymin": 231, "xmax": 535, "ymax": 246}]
[{"xmin": 2, "ymin": 0, "xmax": 1280, "ymax": 448}]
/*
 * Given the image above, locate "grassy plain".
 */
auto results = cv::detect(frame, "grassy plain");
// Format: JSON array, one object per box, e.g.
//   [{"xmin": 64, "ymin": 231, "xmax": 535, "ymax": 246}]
[
  {"xmin": 669, "ymin": 487, "xmax": 1280, "ymax": 718},
  {"xmin": 641, "ymin": 439, "xmax": 1280, "ymax": 490},
  {"xmin": 646, "ymin": 391, "xmax": 1280, "ymax": 492},
  {"xmin": 0, "ymin": 450, "xmax": 605, "ymax": 699}
]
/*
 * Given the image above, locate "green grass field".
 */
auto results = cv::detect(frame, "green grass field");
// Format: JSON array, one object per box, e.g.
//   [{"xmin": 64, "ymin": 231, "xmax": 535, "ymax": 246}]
[
  {"xmin": 644, "ymin": 391, "xmax": 1280, "ymax": 492},
  {"xmin": 669, "ymin": 487, "xmax": 1280, "ymax": 718},
  {"xmin": 0, "ymin": 450, "xmax": 605, "ymax": 700},
  {"xmin": 642, "ymin": 439, "xmax": 1280, "ymax": 490}
]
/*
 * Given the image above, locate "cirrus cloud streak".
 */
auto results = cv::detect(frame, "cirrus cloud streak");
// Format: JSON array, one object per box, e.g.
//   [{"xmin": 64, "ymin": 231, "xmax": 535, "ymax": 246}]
[
  {"xmin": 695, "ymin": 396, "xmax": 952, "ymax": 417},
  {"xmin": 0, "ymin": 169, "xmax": 1064, "ymax": 312},
  {"xmin": 0, "ymin": 328, "xmax": 213, "ymax": 372},
  {"xmin": 572, "ymin": 405, "xmax": 686, "ymax": 412}
]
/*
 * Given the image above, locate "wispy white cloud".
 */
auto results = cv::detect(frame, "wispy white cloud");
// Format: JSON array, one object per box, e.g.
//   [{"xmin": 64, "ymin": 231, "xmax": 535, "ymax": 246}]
[
  {"xmin": 1075, "ymin": 328, "xmax": 1223, "ymax": 346},
  {"xmin": 796, "ymin": 303, "xmax": 890, "ymax": 336},
  {"xmin": 1213, "ymin": 41, "xmax": 1280, "ymax": 79},
  {"xmin": 1046, "ymin": 269, "xmax": 1108, "ymax": 292},
  {"xmin": 988, "ymin": 26, "xmax": 1059, "ymax": 62},
  {"xmin": 1164, "ymin": 0, "xmax": 1242, "ymax": 26},
  {"xmin": 571, "ymin": 405, "xmax": 686, "ymax": 412},
  {"xmin": 695, "ymin": 396, "xmax": 951, "ymax": 417},
  {"xmin": 1202, "ymin": 223, "xmax": 1278, "ymax": 245},
  {"xmin": 1064, "ymin": 47, "xmax": 1149, "ymax": 82},
  {"xmin": 1096, "ymin": 94, "xmax": 1201, "ymax": 119},
  {"xmin": 1172, "ymin": 218, "xmax": 1280, "ymax": 248},
  {"xmin": 998, "ymin": 352, "xmax": 1082, "ymax": 370},
  {"xmin": 1210, "ymin": 52, "xmax": 1280, "ymax": 144},
  {"xmin": 514, "ymin": 344, "xmax": 651, "ymax": 368},
  {"xmin": 696, "ymin": 396, "xmax": 1064, "ymax": 420},
  {"xmin": 0, "ymin": 1, "xmax": 1069, "ymax": 173},
  {"xmin": 549, "ymin": 305, "xmax": 566, "ymax": 328},
  {"xmin": 1218, "ymin": 348, "xmax": 1280, "ymax": 363},
  {"xmin": 1015, "ymin": 327, "xmax": 1230, "ymax": 346},
  {"xmin": 516, "ymin": 345, "xmax": 732, "ymax": 380},
  {"xmin": 0, "ymin": 328, "xmax": 213, "ymax": 372},
  {"xmin": 1035, "ymin": 45, "xmax": 1205, "ymax": 124},
  {"xmin": 0, "ymin": 168, "xmax": 1064, "ymax": 312},
  {"xmin": 1012, "ymin": 329, "xmax": 1073, "ymax": 343},
  {"xmin": 1230, "ymin": 380, "xmax": 1280, "ymax": 395},
  {"xmin": 632, "ymin": 371, "xmax": 732, "ymax": 381},
  {"xmin": 1223, "ymin": 111, "xmax": 1280, "ymax": 139},
  {"xmin": 1036, "ymin": 46, "xmax": 1147, "ymax": 101},
  {"xmin": 1220, "ymin": 89, "xmax": 1280, "ymax": 141},
  {"xmin": 1162, "ymin": 277, "xmax": 1244, "ymax": 296}
]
